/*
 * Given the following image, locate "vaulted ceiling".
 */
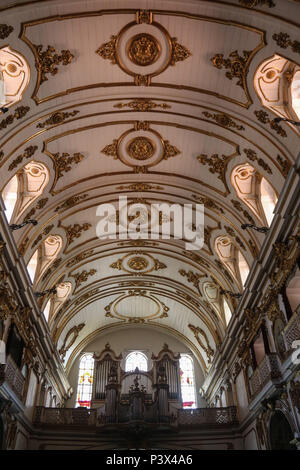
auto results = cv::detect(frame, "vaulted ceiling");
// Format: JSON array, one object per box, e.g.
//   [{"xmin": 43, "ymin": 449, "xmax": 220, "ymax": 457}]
[{"xmin": 0, "ymin": 0, "xmax": 299, "ymax": 376}]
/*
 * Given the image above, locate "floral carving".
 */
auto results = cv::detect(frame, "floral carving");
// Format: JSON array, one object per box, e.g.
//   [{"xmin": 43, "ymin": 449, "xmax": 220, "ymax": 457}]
[
  {"xmin": 170, "ymin": 38, "xmax": 191, "ymax": 65},
  {"xmin": 191, "ymin": 195, "xmax": 225, "ymax": 214},
  {"xmin": 277, "ymin": 155, "xmax": 291, "ymax": 177},
  {"xmin": 273, "ymin": 32, "xmax": 300, "ymax": 54},
  {"xmin": 54, "ymin": 194, "xmax": 88, "ymax": 212},
  {"xmin": 211, "ymin": 50, "xmax": 251, "ymax": 88},
  {"xmin": 0, "ymin": 24, "xmax": 14, "ymax": 40},
  {"xmin": 254, "ymin": 110, "xmax": 287, "ymax": 137},
  {"xmin": 66, "ymin": 250, "xmax": 94, "ymax": 268},
  {"xmin": 33, "ymin": 45, "xmax": 74, "ymax": 84},
  {"xmin": 116, "ymin": 183, "xmax": 163, "ymax": 191},
  {"xmin": 0, "ymin": 106, "xmax": 30, "ymax": 131},
  {"xmin": 52, "ymin": 152, "xmax": 84, "ymax": 179},
  {"xmin": 163, "ymin": 141, "xmax": 180, "ymax": 160},
  {"xmin": 202, "ymin": 111, "xmax": 245, "ymax": 130},
  {"xmin": 101, "ymin": 141, "xmax": 118, "ymax": 159},
  {"xmin": 60, "ymin": 222, "xmax": 91, "ymax": 246},
  {"xmin": 8, "ymin": 145, "xmax": 38, "ymax": 172},
  {"xmin": 31, "ymin": 224, "xmax": 54, "ymax": 249},
  {"xmin": 188, "ymin": 324, "xmax": 214, "ymax": 364},
  {"xmin": 114, "ymin": 99, "xmax": 171, "ymax": 111},
  {"xmin": 243, "ymin": 148, "xmax": 272, "ymax": 174},
  {"xmin": 224, "ymin": 225, "xmax": 246, "ymax": 250},
  {"xmin": 70, "ymin": 269, "xmax": 97, "ymax": 290},
  {"xmin": 231, "ymin": 200, "xmax": 255, "ymax": 225},
  {"xmin": 197, "ymin": 153, "xmax": 229, "ymax": 186},
  {"xmin": 23, "ymin": 198, "xmax": 48, "ymax": 222},
  {"xmin": 96, "ymin": 36, "xmax": 117, "ymax": 64},
  {"xmin": 178, "ymin": 269, "xmax": 207, "ymax": 289},
  {"xmin": 37, "ymin": 110, "xmax": 79, "ymax": 128}
]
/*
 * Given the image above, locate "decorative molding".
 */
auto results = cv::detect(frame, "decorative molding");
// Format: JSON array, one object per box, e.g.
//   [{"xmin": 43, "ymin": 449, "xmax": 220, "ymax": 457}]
[
  {"xmin": 33, "ymin": 44, "xmax": 74, "ymax": 85},
  {"xmin": 114, "ymin": 99, "xmax": 171, "ymax": 111},
  {"xmin": 202, "ymin": 111, "xmax": 245, "ymax": 131},
  {"xmin": 59, "ymin": 323, "xmax": 85, "ymax": 360},
  {"xmin": 224, "ymin": 226, "xmax": 246, "ymax": 250},
  {"xmin": 52, "ymin": 151, "xmax": 84, "ymax": 180},
  {"xmin": 41, "ymin": 257, "xmax": 62, "ymax": 282},
  {"xmin": 254, "ymin": 110, "xmax": 287, "ymax": 137},
  {"xmin": 54, "ymin": 194, "xmax": 88, "ymax": 213},
  {"xmin": 110, "ymin": 252, "xmax": 166, "ymax": 274},
  {"xmin": 272, "ymin": 32, "xmax": 300, "ymax": 54},
  {"xmin": 170, "ymin": 38, "xmax": 191, "ymax": 65},
  {"xmin": 74, "ymin": 288, "xmax": 99, "ymax": 306},
  {"xmin": 178, "ymin": 269, "xmax": 207, "ymax": 291},
  {"xmin": 197, "ymin": 153, "xmax": 230, "ymax": 187},
  {"xmin": 238, "ymin": 0, "xmax": 275, "ymax": 7},
  {"xmin": 37, "ymin": 110, "xmax": 79, "ymax": 128},
  {"xmin": 277, "ymin": 155, "xmax": 291, "ymax": 177},
  {"xmin": 0, "ymin": 24, "xmax": 14, "ymax": 39},
  {"xmin": 96, "ymin": 35, "xmax": 117, "ymax": 64},
  {"xmin": 182, "ymin": 250, "xmax": 210, "ymax": 269},
  {"xmin": 8, "ymin": 145, "xmax": 38, "ymax": 172},
  {"xmin": 116, "ymin": 183, "xmax": 164, "ymax": 191},
  {"xmin": 215, "ymin": 259, "xmax": 234, "ymax": 284},
  {"xmin": 231, "ymin": 200, "xmax": 255, "ymax": 225},
  {"xmin": 66, "ymin": 250, "xmax": 94, "ymax": 268},
  {"xmin": 191, "ymin": 194, "xmax": 225, "ymax": 214},
  {"xmin": 69, "ymin": 269, "xmax": 97, "ymax": 290},
  {"xmin": 0, "ymin": 106, "xmax": 30, "ymax": 131},
  {"xmin": 127, "ymin": 33, "xmax": 161, "ymax": 66},
  {"xmin": 31, "ymin": 224, "xmax": 54, "ymax": 249},
  {"xmin": 188, "ymin": 324, "xmax": 214, "ymax": 364},
  {"xmin": 24, "ymin": 197, "xmax": 48, "ymax": 222},
  {"xmin": 60, "ymin": 222, "xmax": 92, "ymax": 247},
  {"xmin": 243, "ymin": 148, "xmax": 272, "ymax": 174}
]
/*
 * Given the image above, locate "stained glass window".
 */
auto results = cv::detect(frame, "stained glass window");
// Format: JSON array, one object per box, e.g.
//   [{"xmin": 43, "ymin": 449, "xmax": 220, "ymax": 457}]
[
  {"xmin": 75, "ymin": 353, "xmax": 94, "ymax": 408},
  {"xmin": 179, "ymin": 354, "xmax": 196, "ymax": 409},
  {"xmin": 125, "ymin": 351, "xmax": 148, "ymax": 372}
]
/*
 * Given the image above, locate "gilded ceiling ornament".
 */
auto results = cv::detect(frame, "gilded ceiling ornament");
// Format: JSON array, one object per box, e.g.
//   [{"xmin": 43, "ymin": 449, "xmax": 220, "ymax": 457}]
[
  {"xmin": 178, "ymin": 269, "xmax": 207, "ymax": 290},
  {"xmin": 163, "ymin": 141, "xmax": 180, "ymax": 159},
  {"xmin": 238, "ymin": 0, "xmax": 275, "ymax": 7},
  {"xmin": 74, "ymin": 289, "xmax": 99, "ymax": 306},
  {"xmin": 272, "ymin": 32, "xmax": 300, "ymax": 54},
  {"xmin": 114, "ymin": 99, "xmax": 171, "ymax": 111},
  {"xmin": 66, "ymin": 250, "xmax": 94, "ymax": 268},
  {"xmin": 224, "ymin": 225, "xmax": 246, "ymax": 250},
  {"xmin": 243, "ymin": 148, "xmax": 272, "ymax": 174},
  {"xmin": 182, "ymin": 250, "xmax": 210, "ymax": 269},
  {"xmin": 188, "ymin": 324, "xmax": 214, "ymax": 364},
  {"xmin": 60, "ymin": 222, "xmax": 92, "ymax": 246},
  {"xmin": 116, "ymin": 183, "xmax": 164, "ymax": 191},
  {"xmin": 52, "ymin": 151, "xmax": 84, "ymax": 180},
  {"xmin": 54, "ymin": 194, "xmax": 88, "ymax": 213},
  {"xmin": 18, "ymin": 237, "xmax": 29, "ymax": 256},
  {"xmin": 202, "ymin": 111, "xmax": 245, "ymax": 131},
  {"xmin": 33, "ymin": 44, "xmax": 74, "ymax": 84},
  {"xmin": 59, "ymin": 323, "xmax": 85, "ymax": 359},
  {"xmin": 127, "ymin": 136, "xmax": 156, "ymax": 161},
  {"xmin": 170, "ymin": 38, "xmax": 191, "ymax": 65},
  {"xmin": 136, "ymin": 10, "xmax": 153, "ymax": 24},
  {"xmin": 127, "ymin": 33, "xmax": 161, "ymax": 67},
  {"xmin": 197, "ymin": 153, "xmax": 229, "ymax": 187},
  {"xmin": 0, "ymin": 106, "xmax": 30, "ymax": 131},
  {"xmin": 231, "ymin": 200, "xmax": 255, "ymax": 225},
  {"xmin": 277, "ymin": 155, "xmax": 291, "ymax": 177},
  {"xmin": 8, "ymin": 145, "xmax": 38, "ymax": 172},
  {"xmin": 31, "ymin": 224, "xmax": 54, "ymax": 249},
  {"xmin": 41, "ymin": 257, "xmax": 62, "ymax": 282},
  {"xmin": 118, "ymin": 240, "xmax": 159, "ymax": 247},
  {"xmin": 128, "ymin": 256, "xmax": 149, "ymax": 271},
  {"xmin": 110, "ymin": 253, "xmax": 166, "ymax": 274},
  {"xmin": 248, "ymin": 239, "xmax": 259, "ymax": 258},
  {"xmin": 0, "ymin": 24, "xmax": 14, "ymax": 39},
  {"xmin": 24, "ymin": 197, "xmax": 48, "ymax": 222},
  {"xmin": 254, "ymin": 110, "xmax": 287, "ymax": 137},
  {"xmin": 211, "ymin": 49, "xmax": 251, "ymax": 91},
  {"xmin": 69, "ymin": 269, "xmax": 97, "ymax": 290},
  {"xmin": 96, "ymin": 35, "xmax": 117, "ymax": 64},
  {"xmin": 101, "ymin": 140, "xmax": 118, "ymax": 159},
  {"xmin": 37, "ymin": 110, "xmax": 79, "ymax": 128},
  {"xmin": 191, "ymin": 194, "xmax": 225, "ymax": 214}
]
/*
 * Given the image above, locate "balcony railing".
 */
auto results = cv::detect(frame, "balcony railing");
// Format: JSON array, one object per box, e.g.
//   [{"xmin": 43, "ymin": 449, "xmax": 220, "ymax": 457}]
[
  {"xmin": 178, "ymin": 406, "xmax": 238, "ymax": 426},
  {"xmin": 34, "ymin": 406, "xmax": 97, "ymax": 427},
  {"xmin": 282, "ymin": 307, "xmax": 300, "ymax": 352},
  {"xmin": 249, "ymin": 353, "xmax": 282, "ymax": 398},
  {"xmin": 0, "ymin": 356, "xmax": 25, "ymax": 401},
  {"xmin": 33, "ymin": 405, "xmax": 238, "ymax": 428}
]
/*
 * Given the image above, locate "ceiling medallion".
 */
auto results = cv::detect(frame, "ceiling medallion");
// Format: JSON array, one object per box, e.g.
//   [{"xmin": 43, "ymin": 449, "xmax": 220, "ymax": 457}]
[
  {"xmin": 110, "ymin": 252, "xmax": 166, "ymax": 275},
  {"xmin": 96, "ymin": 11, "xmax": 191, "ymax": 86},
  {"xmin": 127, "ymin": 33, "xmax": 161, "ymax": 66},
  {"xmin": 127, "ymin": 136, "xmax": 156, "ymax": 160},
  {"xmin": 101, "ymin": 122, "xmax": 180, "ymax": 172}
]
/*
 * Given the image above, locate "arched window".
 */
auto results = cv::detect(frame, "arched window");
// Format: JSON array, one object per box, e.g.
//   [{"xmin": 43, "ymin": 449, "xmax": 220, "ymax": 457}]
[
  {"xmin": 75, "ymin": 353, "xmax": 94, "ymax": 408},
  {"xmin": 43, "ymin": 282, "xmax": 72, "ymax": 323},
  {"xmin": 27, "ymin": 234, "xmax": 63, "ymax": 286},
  {"xmin": 291, "ymin": 70, "xmax": 300, "ymax": 119},
  {"xmin": 0, "ymin": 46, "xmax": 30, "ymax": 110},
  {"xmin": 215, "ymin": 235, "xmax": 249, "ymax": 289},
  {"xmin": 231, "ymin": 164, "xmax": 277, "ymax": 227},
  {"xmin": 125, "ymin": 351, "xmax": 148, "ymax": 372},
  {"xmin": 286, "ymin": 266, "xmax": 300, "ymax": 313},
  {"xmin": 179, "ymin": 354, "xmax": 196, "ymax": 409},
  {"xmin": 2, "ymin": 161, "xmax": 49, "ymax": 224}
]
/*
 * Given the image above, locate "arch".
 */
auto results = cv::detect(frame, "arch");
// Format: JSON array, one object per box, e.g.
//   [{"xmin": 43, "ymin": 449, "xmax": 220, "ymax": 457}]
[
  {"xmin": 179, "ymin": 354, "xmax": 196, "ymax": 409},
  {"xmin": 253, "ymin": 53, "xmax": 300, "ymax": 128},
  {"xmin": 27, "ymin": 234, "xmax": 63, "ymax": 286},
  {"xmin": 214, "ymin": 235, "xmax": 249, "ymax": 289},
  {"xmin": 0, "ymin": 45, "xmax": 30, "ymax": 109},
  {"xmin": 125, "ymin": 351, "xmax": 148, "ymax": 372},
  {"xmin": 231, "ymin": 163, "xmax": 277, "ymax": 227},
  {"xmin": 2, "ymin": 161, "xmax": 49, "ymax": 224},
  {"xmin": 269, "ymin": 410, "xmax": 295, "ymax": 450},
  {"xmin": 286, "ymin": 266, "xmax": 300, "ymax": 313},
  {"xmin": 75, "ymin": 353, "xmax": 94, "ymax": 408}
]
